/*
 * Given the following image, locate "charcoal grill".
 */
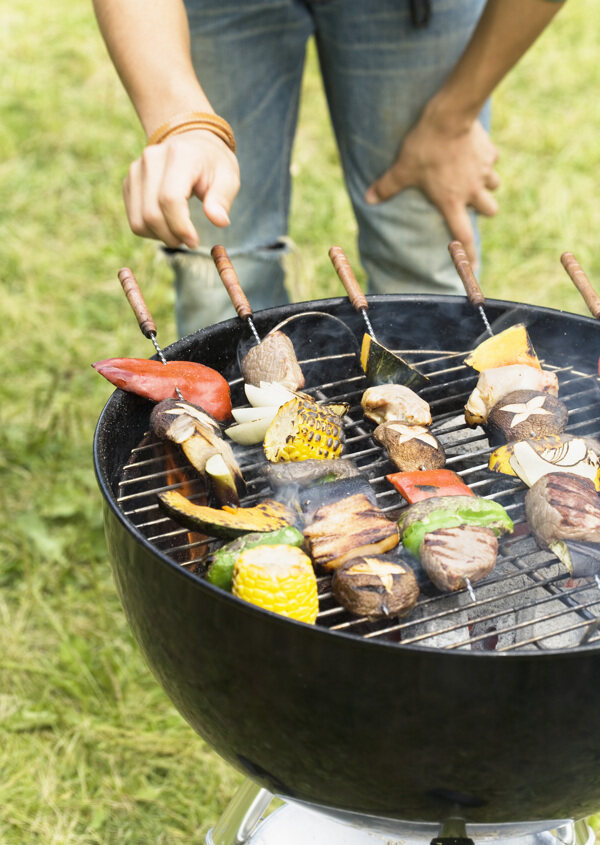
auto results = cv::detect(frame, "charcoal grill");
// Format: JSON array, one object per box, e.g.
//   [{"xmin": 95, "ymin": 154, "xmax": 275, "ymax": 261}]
[{"xmin": 94, "ymin": 294, "xmax": 600, "ymax": 840}]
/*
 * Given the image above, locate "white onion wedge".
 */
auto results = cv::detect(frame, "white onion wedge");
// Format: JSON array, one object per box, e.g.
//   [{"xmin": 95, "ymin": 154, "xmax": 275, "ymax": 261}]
[
  {"xmin": 231, "ymin": 405, "xmax": 279, "ymax": 424},
  {"xmin": 244, "ymin": 381, "xmax": 295, "ymax": 408},
  {"xmin": 225, "ymin": 417, "xmax": 273, "ymax": 445}
]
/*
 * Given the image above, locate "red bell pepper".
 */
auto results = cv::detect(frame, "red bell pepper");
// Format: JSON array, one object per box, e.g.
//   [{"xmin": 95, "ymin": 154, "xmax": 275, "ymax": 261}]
[
  {"xmin": 386, "ymin": 469, "xmax": 475, "ymax": 504},
  {"xmin": 92, "ymin": 357, "xmax": 232, "ymax": 422}
]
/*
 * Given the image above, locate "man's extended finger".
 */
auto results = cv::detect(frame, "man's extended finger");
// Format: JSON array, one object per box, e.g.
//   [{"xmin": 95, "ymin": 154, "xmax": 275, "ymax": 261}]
[
  {"xmin": 365, "ymin": 165, "xmax": 410, "ymax": 204},
  {"xmin": 201, "ymin": 164, "xmax": 239, "ymax": 227},
  {"xmin": 446, "ymin": 205, "xmax": 478, "ymax": 270}
]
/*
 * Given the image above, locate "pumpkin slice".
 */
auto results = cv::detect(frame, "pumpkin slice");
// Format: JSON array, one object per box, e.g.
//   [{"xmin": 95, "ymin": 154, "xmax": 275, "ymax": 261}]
[
  {"xmin": 360, "ymin": 334, "xmax": 428, "ymax": 389},
  {"xmin": 464, "ymin": 324, "xmax": 541, "ymax": 372},
  {"xmin": 158, "ymin": 490, "xmax": 297, "ymax": 539}
]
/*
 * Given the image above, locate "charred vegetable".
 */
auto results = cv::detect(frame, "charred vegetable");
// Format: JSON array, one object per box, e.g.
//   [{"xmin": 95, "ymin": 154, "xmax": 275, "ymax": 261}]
[
  {"xmin": 232, "ymin": 545, "xmax": 319, "ymax": 624},
  {"xmin": 489, "ymin": 434, "xmax": 600, "ymax": 490},
  {"xmin": 398, "ymin": 495, "xmax": 513, "ymax": 559},
  {"xmin": 92, "ymin": 357, "xmax": 232, "ymax": 421},
  {"xmin": 420, "ymin": 525, "xmax": 498, "ymax": 592},
  {"xmin": 151, "ymin": 398, "xmax": 245, "ymax": 502},
  {"xmin": 360, "ymin": 334, "xmax": 428, "ymax": 389},
  {"xmin": 373, "ymin": 422, "xmax": 445, "ymax": 472},
  {"xmin": 264, "ymin": 397, "xmax": 345, "ymax": 462},
  {"xmin": 464, "ymin": 365, "xmax": 559, "ymax": 427},
  {"xmin": 263, "ymin": 458, "xmax": 360, "ymax": 491},
  {"xmin": 385, "ymin": 469, "xmax": 474, "ymax": 503},
  {"xmin": 158, "ymin": 490, "xmax": 296, "ymax": 540},
  {"xmin": 241, "ymin": 330, "xmax": 305, "ymax": 392},
  {"xmin": 464, "ymin": 324, "xmax": 541, "ymax": 372},
  {"xmin": 485, "ymin": 389, "xmax": 568, "ymax": 446},
  {"xmin": 207, "ymin": 525, "xmax": 305, "ymax": 591},
  {"xmin": 299, "ymin": 475, "xmax": 376, "ymax": 520},
  {"xmin": 303, "ymin": 493, "xmax": 399, "ymax": 571},
  {"xmin": 332, "ymin": 555, "xmax": 420, "ymax": 620},
  {"xmin": 361, "ymin": 384, "xmax": 431, "ymax": 426}
]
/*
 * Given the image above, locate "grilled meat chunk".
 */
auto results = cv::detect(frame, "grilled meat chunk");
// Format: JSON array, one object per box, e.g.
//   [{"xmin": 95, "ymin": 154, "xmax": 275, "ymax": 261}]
[
  {"xmin": 464, "ymin": 365, "xmax": 559, "ymax": 427},
  {"xmin": 525, "ymin": 472, "xmax": 600, "ymax": 549},
  {"xmin": 303, "ymin": 493, "xmax": 399, "ymax": 571},
  {"xmin": 241, "ymin": 330, "xmax": 305, "ymax": 391},
  {"xmin": 373, "ymin": 422, "xmax": 445, "ymax": 472},
  {"xmin": 420, "ymin": 525, "xmax": 498, "ymax": 592},
  {"xmin": 332, "ymin": 555, "xmax": 420, "ymax": 620},
  {"xmin": 361, "ymin": 384, "xmax": 432, "ymax": 426}
]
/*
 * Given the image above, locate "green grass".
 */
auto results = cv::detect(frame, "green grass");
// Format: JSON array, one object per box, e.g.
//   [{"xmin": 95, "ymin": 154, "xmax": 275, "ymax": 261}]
[{"xmin": 1, "ymin": 0, "xmax": 599, "ymax": 841}]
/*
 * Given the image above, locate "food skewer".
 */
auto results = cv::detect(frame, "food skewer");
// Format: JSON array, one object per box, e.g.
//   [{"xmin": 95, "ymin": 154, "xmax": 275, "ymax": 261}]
[
  {"xmin": 560, "ymin": 251, "xmax": 600, "ymax": 319},
  {"xmin": 117, "ymin": 267, "xmax": 184, "ymax": 399},
  {"xmin": 328, "ymin": 246, "xmax": 376, "ymax": 338},
  {"xmin": 328, "ymin": 246, "xmax": 427, "ymax": 389},
  {"xmin": 448, "ymin": 240, "xmax": 493, "ymax": 337},
  {"xmin": 211, "ymin": 244, "xmax": 262, "ymax": 345}
]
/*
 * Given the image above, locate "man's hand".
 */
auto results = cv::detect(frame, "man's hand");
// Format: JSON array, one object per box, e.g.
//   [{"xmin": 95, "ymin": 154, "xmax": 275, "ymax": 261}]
[
  {"xmin": 123, "ymin": 130, "xmax": 240, "ymax": 249},
  {"xmin": 365, "ymin": 113, "xmax": 500, "ymax": 270}
]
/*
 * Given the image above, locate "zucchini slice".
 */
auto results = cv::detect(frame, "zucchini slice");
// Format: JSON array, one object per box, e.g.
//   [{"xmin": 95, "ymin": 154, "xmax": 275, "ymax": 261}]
[
  {"xmin": 158, "ymin": 490, "xmax": 297, "ymax": 539},
  {"xmin": 360, "ymin": 334, "xmax": 428, "ymax": 389}
]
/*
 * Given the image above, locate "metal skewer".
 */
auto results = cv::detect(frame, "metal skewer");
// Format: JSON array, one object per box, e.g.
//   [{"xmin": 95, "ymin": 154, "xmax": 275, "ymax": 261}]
[
  {"xmin": 448, "ymin": 241, "xmax": 493, "ymax": 337},
  {"xmin": 117, "ymin": 267, "xmax": 184, "ymax": 400},
  {"xmin": 328, "ymin": 246, "xmax": 376, "ymax": 338},
  {"xmin": 211, "ymin": 245, "xmax": 262, "ymax": 346},
  {"xmin": 560, "ymin": 251, "xmax": 600, "ymax": 319}
]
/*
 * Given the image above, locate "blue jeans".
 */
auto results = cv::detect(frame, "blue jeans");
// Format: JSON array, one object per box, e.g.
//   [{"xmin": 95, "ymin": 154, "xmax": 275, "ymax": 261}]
[{"xmin": 173, "ymin": 0, "xmax": 488, "ymax": 336}]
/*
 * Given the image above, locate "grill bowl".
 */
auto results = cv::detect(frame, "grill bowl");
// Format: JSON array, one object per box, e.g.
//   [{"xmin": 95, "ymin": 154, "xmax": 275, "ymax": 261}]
[{"xmin": 94, "ymin": 294, "xmax": 600, "ymax": 825}]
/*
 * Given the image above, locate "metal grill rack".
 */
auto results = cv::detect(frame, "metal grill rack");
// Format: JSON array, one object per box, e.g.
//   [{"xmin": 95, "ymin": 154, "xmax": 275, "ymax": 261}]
[{"xmin": 117, "ymin": 347, "xmax": 600, "ymax": 653}]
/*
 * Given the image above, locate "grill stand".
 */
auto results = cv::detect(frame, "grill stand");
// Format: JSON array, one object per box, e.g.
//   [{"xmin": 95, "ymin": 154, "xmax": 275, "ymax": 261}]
[{"xmin": 207, "ymin": 779, "xmax": 595, "ymax": 845}]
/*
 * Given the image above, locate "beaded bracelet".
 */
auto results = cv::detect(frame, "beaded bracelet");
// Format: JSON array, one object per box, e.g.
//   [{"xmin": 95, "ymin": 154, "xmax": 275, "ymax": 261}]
[{"xmin": 146, "ymin": 111, "xmax": 236, "ymax": 153}]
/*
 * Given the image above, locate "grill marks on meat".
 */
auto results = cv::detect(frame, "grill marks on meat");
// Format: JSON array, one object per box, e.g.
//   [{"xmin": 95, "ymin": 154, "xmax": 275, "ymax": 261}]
[
  {"xmin": 525, "ymin": 472, "xmax": 600, "ymax": 548},
  {"xmin": 241, "ymin": 331, "xmax": 305, "ymax": 391},
  {"xmin": 303, "ymin": 493, "xmax": 399, "ymax": 571},
  {"xmin": 420, "ymin": 526, "xmax": 498, "ymax": 592}
]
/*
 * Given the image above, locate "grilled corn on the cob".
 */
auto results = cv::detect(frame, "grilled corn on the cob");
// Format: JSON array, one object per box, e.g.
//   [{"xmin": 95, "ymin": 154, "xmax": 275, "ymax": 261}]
[
  {"xmin": 264, "ymin": 397, "xmax": 344, "ymax": 462},
  {"xmin": 232, "ymin": 545, "xmax": 319, "ymax": 623}
]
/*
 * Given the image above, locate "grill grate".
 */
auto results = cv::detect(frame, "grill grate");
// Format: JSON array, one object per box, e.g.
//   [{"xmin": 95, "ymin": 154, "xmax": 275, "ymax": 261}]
[{"xmin": 117, "ymin": 348, "xmax": 600, "ymax": 653}]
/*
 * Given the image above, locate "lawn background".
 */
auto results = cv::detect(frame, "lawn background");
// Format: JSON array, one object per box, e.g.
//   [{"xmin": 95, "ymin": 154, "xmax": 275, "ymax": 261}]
[{"xmin": 1, "ymin": 0, "xmax": 600, "ymax": 842}]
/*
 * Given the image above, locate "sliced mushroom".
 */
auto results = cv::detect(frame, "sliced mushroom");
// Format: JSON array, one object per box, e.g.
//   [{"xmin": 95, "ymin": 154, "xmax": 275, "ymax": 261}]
[{"xmin": 332, "ymin": 554, "xmax": 420, "ymax": 620}]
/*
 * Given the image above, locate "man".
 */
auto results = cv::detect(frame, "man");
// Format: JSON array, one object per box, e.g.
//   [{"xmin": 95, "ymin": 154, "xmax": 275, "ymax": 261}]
[{"xmin": 92, "ymin": 0, "xmax": 564, "ymax": 335}]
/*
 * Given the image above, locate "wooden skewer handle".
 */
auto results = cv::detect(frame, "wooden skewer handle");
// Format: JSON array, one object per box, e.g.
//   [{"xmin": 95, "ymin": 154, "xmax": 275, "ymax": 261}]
[
  {"xmin": 118, "ymin": 267, "xmax": 157, "ymax": 338},
  {"xmin": 561, "ymin": 252, "xmax": 600, "ymax": 319},
  {"xmin": 329, "ymin": 246, "xmax": 368, "ymax": 311},
  {"xmin": 211, "ymin": 244, "xmax": 253, "ymax": 321},
  {"xmin": 448, "ymin": 241, "xmax": 485, "ymax": 307}
]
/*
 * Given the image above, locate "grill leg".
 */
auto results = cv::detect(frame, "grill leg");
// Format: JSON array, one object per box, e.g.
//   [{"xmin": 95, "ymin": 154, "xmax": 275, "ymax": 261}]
[{"xmin": 206, "ymin": 779, "xmax": 273, "ymax": 845}]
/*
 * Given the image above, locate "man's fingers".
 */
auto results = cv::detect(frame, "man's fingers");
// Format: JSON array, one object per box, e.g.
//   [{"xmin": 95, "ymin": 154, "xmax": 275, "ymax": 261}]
[
  {"xmin": 485, "ymin": 169, "xmax": 501, "ymax": 191},
  {"xmin": 201, "ymin": 165, "xmax": 239, "ymax": 227},
  {"xmin": 472, "ymin": 188, "xmax": 498, "ymax": 218},
  {"xmin": 365, "ymin": 165, "xmax": 411, "ymax": 204},
  {"xmin": 447, "ymin": 205, "xmax": 478, "ymax": 270}
]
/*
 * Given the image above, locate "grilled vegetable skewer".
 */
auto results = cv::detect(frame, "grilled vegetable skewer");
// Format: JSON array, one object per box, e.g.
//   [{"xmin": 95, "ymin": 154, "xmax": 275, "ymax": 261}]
[
  {"xmin": 448, "ymin": 240, "xmax": 493, "ymax": 337},
  {"xmin": 117, "ymin": 266, "xmax": 184, "ymax": 400},
  {"xmin": 561, "ymin": 251, "xmax": 600, "ymax": 319},
  {"xmin": 329, "ymin": 246, "xmax": 427, "ymax": 389},
  {"xmin": 212, "ymin": 244, "xmax": 305, "ymax": 391}
]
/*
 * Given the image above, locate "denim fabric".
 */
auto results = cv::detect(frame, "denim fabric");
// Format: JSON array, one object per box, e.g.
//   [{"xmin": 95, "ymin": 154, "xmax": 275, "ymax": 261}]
[{"xmin": 174, "ymin": 0, "xmax": 488, "ymax": 336}]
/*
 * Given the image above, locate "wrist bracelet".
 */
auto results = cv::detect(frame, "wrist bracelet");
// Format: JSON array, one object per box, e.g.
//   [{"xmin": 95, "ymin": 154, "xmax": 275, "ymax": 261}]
[{"xmin": 147, "ymin": 111, "xmax": 236, "ymax": 153}]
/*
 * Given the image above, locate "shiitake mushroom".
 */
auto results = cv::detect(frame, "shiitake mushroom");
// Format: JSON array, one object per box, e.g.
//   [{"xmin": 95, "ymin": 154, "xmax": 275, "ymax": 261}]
[{"xmin": 486, "ymin": 389, "xmax": 568, "ymax": 446}]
